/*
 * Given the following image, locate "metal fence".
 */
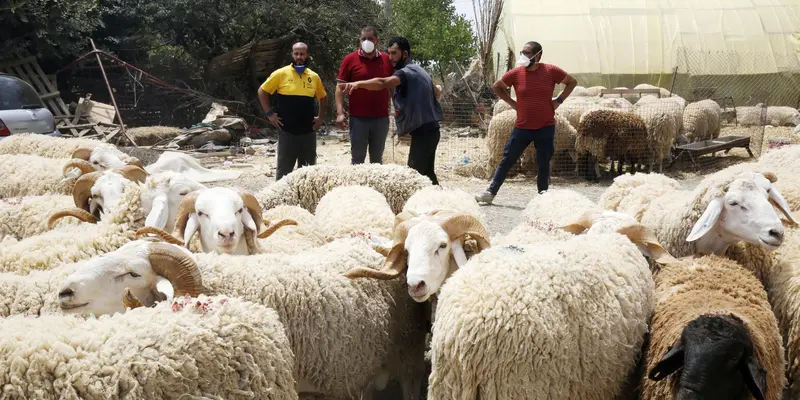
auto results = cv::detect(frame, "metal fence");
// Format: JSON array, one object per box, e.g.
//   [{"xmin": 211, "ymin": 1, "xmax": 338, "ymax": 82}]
[{"xmin": 379, "ymin": 48, "xmax": 800, "ymax": 182}]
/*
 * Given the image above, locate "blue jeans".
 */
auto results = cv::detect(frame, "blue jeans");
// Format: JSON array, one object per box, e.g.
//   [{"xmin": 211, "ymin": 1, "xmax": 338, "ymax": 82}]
[{"xmin": 488, "ymin": 125, "xmax": 555, "ymax": 194}]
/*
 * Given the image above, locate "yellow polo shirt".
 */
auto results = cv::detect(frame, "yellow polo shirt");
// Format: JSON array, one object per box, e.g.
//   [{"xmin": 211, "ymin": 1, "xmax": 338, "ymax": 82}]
[{"xmin": 261, "ymin": 65, "xmax": 327, "ymax": 134}]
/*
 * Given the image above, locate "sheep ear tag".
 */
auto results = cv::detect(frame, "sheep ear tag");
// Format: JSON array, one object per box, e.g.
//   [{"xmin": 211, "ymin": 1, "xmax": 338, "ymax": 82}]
[{"xmin": 687, "ymin": 198, "xmax": 724, "ymax": 242}]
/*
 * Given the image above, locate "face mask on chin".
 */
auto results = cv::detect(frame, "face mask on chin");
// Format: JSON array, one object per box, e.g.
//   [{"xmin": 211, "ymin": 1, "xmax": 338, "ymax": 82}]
[
  {"xmin": 361, "ymin": 40, "xmax": 375, "ymax": 53},
  {"xmin": 292, "ymin": 58, "xmax": 308, "ymax": 74}
]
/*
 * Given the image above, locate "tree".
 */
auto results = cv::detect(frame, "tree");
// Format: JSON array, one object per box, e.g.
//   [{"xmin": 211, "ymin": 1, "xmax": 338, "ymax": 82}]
[{"xmin": 389, "ymin": 0, "xmax": 477, "ymax": 81}]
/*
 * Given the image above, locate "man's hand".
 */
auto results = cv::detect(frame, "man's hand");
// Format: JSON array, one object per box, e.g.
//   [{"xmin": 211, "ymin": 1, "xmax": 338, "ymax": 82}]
[
  {"xmin": 268, "ymin": 113, "xmax": 283, "ymax": 128},
  {"xmin": 313, "ymin": 116, "xmax": 323, "ymax": 130},
  {"xmin": 339, "ymin": 81, "xmax": 361, "ymax": 95},
  {"xmin": 335, "ymin": 114, "xmax": 347, "ymax": 130},
  {"xmin": 552, "ymin": 99, "xmax": 561, "ymax": 111}
]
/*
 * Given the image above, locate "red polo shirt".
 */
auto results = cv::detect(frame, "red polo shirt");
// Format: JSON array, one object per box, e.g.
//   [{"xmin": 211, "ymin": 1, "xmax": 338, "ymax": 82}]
[
  {"xmin": 502, "ymin": 64, "xmax": 568, "ymax": 130},
  {"xmin": 337, "ymin": 49, "xmax": 394, "ymax": 118}
]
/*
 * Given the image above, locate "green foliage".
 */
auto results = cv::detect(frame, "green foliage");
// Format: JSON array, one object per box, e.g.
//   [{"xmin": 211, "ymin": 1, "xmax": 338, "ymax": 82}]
[
  {"xmin": 1, "ymin": 0, "xmax": 104, "ymax": 61},
  {"xmin": 389, "ymin": 0, "xmax": 477, "ymax": 78}
]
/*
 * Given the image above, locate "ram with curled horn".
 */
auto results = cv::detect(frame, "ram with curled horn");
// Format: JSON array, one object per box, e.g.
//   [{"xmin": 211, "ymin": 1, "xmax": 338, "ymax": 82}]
[
  {"xmin": 57, "ymin": 241, "xmax": 204, "ymax": 315},
  {"xmin": 48, "ymin": 165, "xmax": 149, "ymax": 228},
  {"xmin": 135, "ymin": 187, "xmax": 297, "ymax": 256},
  {"xmin": 345, "ymin": 209, "xmax": 491, "ymax": 303}
]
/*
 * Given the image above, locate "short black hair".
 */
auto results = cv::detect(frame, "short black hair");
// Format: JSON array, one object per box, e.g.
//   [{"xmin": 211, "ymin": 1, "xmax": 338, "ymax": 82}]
[
  {"xmin": 525, "ymin": 41, "xmax": 543, "ymax": 55},
  {"xmin": 387, "ymin": 36, "xmax": 411, "ymax": 57},
  {"xmin": 361, "ymin": 26, "xmax": 379, "ymax": 37}
]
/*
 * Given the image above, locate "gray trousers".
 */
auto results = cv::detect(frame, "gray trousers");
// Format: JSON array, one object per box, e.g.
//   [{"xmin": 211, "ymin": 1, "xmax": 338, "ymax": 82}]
[
  {"xmin": 349, "ymin": 116, "xmax": 389, "ymax": 164},
  {"xmin": 276, "ymin": 130, "xmax": 316, "ymax": 181}
]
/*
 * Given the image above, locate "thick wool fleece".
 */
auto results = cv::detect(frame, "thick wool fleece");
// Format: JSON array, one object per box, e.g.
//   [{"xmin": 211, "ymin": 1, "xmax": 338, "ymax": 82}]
[
  {"xmin": 256, "ymin": 164, "xmax": 431, "ymax": 215},
  {"xmin": 314, "ymin": 185, "xmax": 394, "ymax": 241},
  {"xmin": 0, "ymin": 133, "xmax": 110, "ymax": 158},
  {"xmin": 259, "ymin": 205, "xmax": 325, "ymax": 254},
  {"xmin": 193, "ymin": 238, "xmax": 427, "ymax": 399},
  {"xmin": 0, "ymin": 181, "xmax": 143, "ymax": 274},
  {"xmin": 599, "ymin": 173, "xmax": 683, "ymax": 221},
  {"xmin": 0, "ymin": 154, "xmax": 77, "ymax": 198},
  {"xmin": 575, "ymin": 109, "xmax": 648, "ymax": 161},
  {"xmin": 427, "ymin": 233, "xmax": 655, "ymax": 400},
  {"xmin": 0, "ymin": 295, "xmax": 297, "ymax": 399},
  {"xmin": 402, "ymin": 185, "xmax": 486, "ymax": 225},
  {"xmin": 759, "ymin": 144, "xmax": 800, "ymax": 210},
  {"xmin": 0, "ymin": 194, "xmax": 77, "ymax": 240},
  {"xmin": 641, "ymin": 255, "xmax": 786, "ymax": 399}
]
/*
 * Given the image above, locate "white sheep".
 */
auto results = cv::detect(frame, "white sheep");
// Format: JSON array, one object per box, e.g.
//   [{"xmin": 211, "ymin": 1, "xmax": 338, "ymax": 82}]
[
  {"xmin": 0, "ymin": 293, "xmax": 297, "ymax": 399},
  {"xmin": 641, "ymin": 255, "xmax": 785, "ymax": 400},
  {"xmin": 633, "ymin": 102, "xmax": 682, "ymax": 172},
  {"xmin": 426, "ymin": 230, "xmax": 656, "ymax": 399},
  {"xmin": 257, "ymin": 205, "xmax": 327, "ymax": 254},
  {"xmin": 402, "ymin": 185, "xmax": 486, "ymax": 225},
  {"xmin": 599, "ymin": 172, "xmax": 683, "ymax": 221},
  {"xmin": 0, "ymin": 154, "xmax": 95, "ymax": 198},
  {"xmin": 738, "ymin": 106, "xmax": 800, "ymax": 127},
  {"xmin": 585, "ymin": 85, "xmax": 606, "ymax": 97},
  {"xmin": 0, "ymin": 194, "xmax": 76, "ymax": 241},
  {"xmin": 314, "ymin": 185, "xmax": 395, "ymax": 242},
  {"xmin": 256, "ymin": 163, "xmax": 432, "ymax": 214},
  {"xmin": 758, "ymin": 144, "xmax": 800, "ymax": 210},
  {"xmin": 682, "ymin": 99, "xmax": 722, "ymax": 142},
  {"xmin": 57, "ymin": 239, "xmax": 428, "ymax": 400},
  {"xmin": 633, "ymin": 83, "xmax": 672, "ymax": 98}
]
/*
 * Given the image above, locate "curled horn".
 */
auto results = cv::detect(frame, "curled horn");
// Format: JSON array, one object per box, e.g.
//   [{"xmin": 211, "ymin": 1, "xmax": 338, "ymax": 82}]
[
  {"xmin": 257, "ymin": 219, "xmax": 299, "ymax": 239},
  {"xmin": 616, "ymin": 223, "xmax": 679, "ymax": 265},
  {"xmin": 560, "ymin": 210, "xmax": 604, "ymax": 235},
  {"xmin": 47, "ymin": 208, "xmax": 98, "ymax": 228},
  {"xmin": 122, "ymin": 288, "xmax": 145, "ymax": 309},
  {"xmin": 72, "ymin": 172, "xmax": 103, "ymax": 212},
  {"xmin": 136, "ymin": 226, "xmax": 185, "ymax": 246},
  {"xmin": 71, "ymin": 147, "xmax": 93, "ymax": 161},
  {"xmin": 172, "ymin": 191, "xmax": 201, "ymax": 239},
  {"xmin": 125, "ymin": 157, "xmax": 145, "ymax": 169},
  {"xmin": 147, "ymin": 242, "xmax": 204, "ymax": 298},
  {"xmin": 237, "ymin": 190, "xmax": 265, "ymax": 254},
  {"xmin": 439, "ymin": 212, "xmax": 491, "ymax": 252},
  {"xmin": 117, "ymin": 165, "xmax": 148, "ymax": 183},
  {"xmin": 762, "ymin": 171, "xmax": 778, "ymax": 183},
  {"xmin": 62, "ymin": 159, "xmax": 95, "ymax": 178},
  {"xmin": 345, "ymin": 220, "xmax": 414, "ymax": 280}
]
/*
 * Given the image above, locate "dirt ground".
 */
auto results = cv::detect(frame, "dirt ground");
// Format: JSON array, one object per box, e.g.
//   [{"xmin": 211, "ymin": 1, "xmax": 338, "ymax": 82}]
[{"xmin": 165, "ymin": 124, "xmax": 798, "ymax": 235}]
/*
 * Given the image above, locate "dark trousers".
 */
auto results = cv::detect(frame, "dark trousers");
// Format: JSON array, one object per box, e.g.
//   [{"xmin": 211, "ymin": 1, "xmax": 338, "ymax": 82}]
[
  {"xmin": 276, "ymin": 130, "xmax": 316, "ymax": 181},
  {"xmin": 488, "ymin": 125, "xmax": 555, "ymax": 194},
  {"xmin": 350, "ymin": 116, "xmax": 389, "ymax": 164},
  {"xmin": 407, "ymin": 123, "xmax": 440, "ymax": 185}
]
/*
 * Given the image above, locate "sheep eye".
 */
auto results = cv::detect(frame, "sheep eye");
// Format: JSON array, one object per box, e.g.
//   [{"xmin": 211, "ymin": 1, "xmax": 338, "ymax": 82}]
[
  {"xmin": 729, "ymin": 201, "xmax": 739, "ymax": 206},
  {"xmin": 197, "ymin": 212, "xmax": 206, "ymax": 217},
  {"xmin": 237, "ymin": 208, "xmax": 243, "ymax": 214},
  {"xmin": 128, "ymin": 272, "xmax": 140, "ymax": 278},
  {"xmin": 179, "ymin": 191, "xmax": 189, "ymax": 196},
  {"xmin": 439, "ymin": 243, "xmax": 447, "ymax": 249},
  {"xmin": 92, "ymin": 161, "xmax": 99, "ymax": 165}
]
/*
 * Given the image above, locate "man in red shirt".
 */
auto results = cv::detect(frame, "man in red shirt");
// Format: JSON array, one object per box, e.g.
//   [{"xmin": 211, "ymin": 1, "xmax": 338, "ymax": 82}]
[
  {"xmin": 475, "ymin": 41, "xmax": 578, "ymax": 204},
  {"xmin": 335, "ymin": 26, "xmax": 394, "ymax": 164}
]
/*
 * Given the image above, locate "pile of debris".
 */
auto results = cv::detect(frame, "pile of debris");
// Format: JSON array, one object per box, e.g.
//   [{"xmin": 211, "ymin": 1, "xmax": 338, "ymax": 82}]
[
  {"xmin": 160, "ymin": 103, "xmax": 254, "ymax": 152},
  {"xmin": 439, "ymin": 57, "xmax": 494, "ymax": 132},
  {"xmin": 65, "ymin": 94, "xmax": 130, "ymax": 143}
]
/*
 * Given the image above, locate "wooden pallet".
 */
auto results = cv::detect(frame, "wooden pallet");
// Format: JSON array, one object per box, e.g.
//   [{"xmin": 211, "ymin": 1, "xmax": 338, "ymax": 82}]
[{"xmin": 0, "ymin": 55, "xmax": 80, "ymax": 135}]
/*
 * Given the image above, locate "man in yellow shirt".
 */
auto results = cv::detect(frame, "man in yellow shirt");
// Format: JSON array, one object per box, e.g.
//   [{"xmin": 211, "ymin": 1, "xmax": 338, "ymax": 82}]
[{"xmin": 258, "ymin": 42, "xmax": 327, "ymax": 180}]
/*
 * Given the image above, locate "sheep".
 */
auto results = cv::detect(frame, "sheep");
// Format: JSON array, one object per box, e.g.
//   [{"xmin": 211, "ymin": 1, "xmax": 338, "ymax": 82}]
[
  {"xmin": 492, "ymin": 100, "xmax": 513, "ymax": 115},
  {"xmin": 599, "ymin": 96, "xmax": 634, "ymax": 111},
  {"xmin": 401, "ymin": 185, "xmax": 485, "ymax": 225},
  {"xmin": 633, "ymin": 82, "xmax": 672, "ymax": 98},
  {"xmin": 574, "ymin": 109, "xmax": 649, "ymax": 177},
  {"xmin": 569, "ymin": 85, "xmax": 590, "ymax": 97},
  {"xmin": 426, "ymin": 230, "xmax": 656, "ymax": 399},
  {"xmin": 634, "ymin": 103, "xmax": 681, "ymax": 172},
  {"xmin": 738, "ymin": 106, "xmax": 800, "ymax": 127},
  {"xmin": 599, "ymin": 172, "xmax": 683, "ymax": 221},
  {"xmin": 258, "ymin": 205, "xmax": 327, "ymax": 254},
  {"xmin": 314, "ymin": 185, "xmax": 395, "ymax": 242},
  {"xmin": 0, "ymin": 154, "xmax": 95, "ymax": 198},
  {"xmin": 682, "ymin": 99, "xmax": 722, "ymax": 142},
  {"xmin": 585, "ymin": 85, "xmax": 606, "ymax": 97},
  {"xmin": 557, "ymin": 96, "xmax": 604, "ymax": 128},
  {"xmin": 0, "ymin": 294, "xmax": 297, "ymax": 399},
  {"xmin": 57, "ymin": 239, "xmax": 428, "ymax": 400},
  {"xmin": 0, "ymin": 194, "xmax": 76, "ymax": 241},
  {"xmin": 758, "ymin": 144, "xmax": 800, "ymax": 210},
  {"xmin": 0, "ymin": 133, "xmax": 132, "ymax": 162},
  {"xmin": 641, "ymin": 255, "xmax": 785, "ymax": 400},
  {"xmin": 256, "ymin": 163, "xmax": 432, "ymax": 215}
]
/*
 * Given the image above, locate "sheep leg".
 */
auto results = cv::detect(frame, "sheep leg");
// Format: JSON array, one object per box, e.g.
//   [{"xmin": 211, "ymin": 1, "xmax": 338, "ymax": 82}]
[{"xmin": 593, "ymin": 159, "xmax": 602, "ymax": 180}]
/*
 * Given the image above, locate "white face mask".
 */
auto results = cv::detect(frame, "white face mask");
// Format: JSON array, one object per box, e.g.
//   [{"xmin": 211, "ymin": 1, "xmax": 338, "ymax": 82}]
[
  {"xmin": 517, "ymin": 54, "xmax": 531, "ymax": 67},
  {"xmin": 361, "ymin": 40, "xmax": 375, "ymax": 53}
]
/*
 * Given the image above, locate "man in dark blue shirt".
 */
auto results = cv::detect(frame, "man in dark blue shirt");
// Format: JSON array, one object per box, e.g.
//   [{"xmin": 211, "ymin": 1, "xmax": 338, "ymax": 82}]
[{"xmin": 339, "ymin": 36, "xmax": 444, "ymax": 185}]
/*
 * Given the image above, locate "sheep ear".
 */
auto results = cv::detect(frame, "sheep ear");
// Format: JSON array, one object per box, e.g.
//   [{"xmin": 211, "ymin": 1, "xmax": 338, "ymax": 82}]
[
  {"xmin": 560, "ymin": 210, "xmax": 602, "ymax": 235},
  {"xmin": 154, "ymin": 276, "xmax": 175, "ymax": 301},
  {"xmin": 768, "ymin": 186, "xmax": 798, "ymax": 225},
  {"xmin": 183, "ymin": 213, "xmax": 200, "ymax": 247},
  {"xmin": 741, "ymin": 354, "xmax": 767, "ymax": 400},
  {"xmin": 648, "ymin": 339, "xmax": 685, "ymax": 381},
  {"xmin": 240, "ymin": 208, "xmax": 258, "ymax": 232},
  {"xmin": 616, "ymin": 224, "xmax": 679, "ymax": 265},
  {"xmin": 145, "ymin": 195, "xmax": 169, "ymax": 229},
  {"xmin": 687, "ymin": 198, "xmax": 724, "ymax": 242},
  {"xmin": 451, "ymin": 239, "xmax": 468, "ymax": 268}
]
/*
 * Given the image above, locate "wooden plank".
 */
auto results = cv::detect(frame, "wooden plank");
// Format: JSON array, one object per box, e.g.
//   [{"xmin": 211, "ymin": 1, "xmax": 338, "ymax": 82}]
[
  {"xmin": 84, "ymin": 98, "xmax": 115, "ymax": 125},
  {"xmin": 21, "ymin": 62, "xmax": 48, "ymax": 95},
  {"xmin": 0, "ymin": 56, "xmax": 37, "ymax": 69},
  {"xmin": 59, "ymin": 123, "xmax": 97, "ymax": 129},
  {"xmin": 39, "ymin": 91, "xmax": 61, "ymax": 101}
]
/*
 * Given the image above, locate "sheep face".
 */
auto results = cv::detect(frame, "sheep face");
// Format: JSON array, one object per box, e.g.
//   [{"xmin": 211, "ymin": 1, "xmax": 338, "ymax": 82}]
[
  {"xmin": 687, "ymin": 172, "xmax": 795, "ymax": 254},
  {"xmin": 142, "ymin": 172, "xmax": 206, "ymax": 232},
  {"xmin": 648, "ymin": 314, "xmax": 766, "ymax": 400},
  {"xmin": 88, "ymin": 147, "xmax": 129, "ymax": 171},
  {"xmin": 343, "ymin": 210, "xmax": 491, "ymax": 304},
  {"xmin": 175, "ymin": 187, "xmax": 264, "ymax": 255},
  {"xmin": 58, "ymin": 240, "xmax": 203, "ymax": 316},
  {"xmin": 404, "ymin": 221, "xmax": 462, "ymax": 302},
  {"xmin": 90, "ymin": 172, "xmax": 131, "ymax": 217}
]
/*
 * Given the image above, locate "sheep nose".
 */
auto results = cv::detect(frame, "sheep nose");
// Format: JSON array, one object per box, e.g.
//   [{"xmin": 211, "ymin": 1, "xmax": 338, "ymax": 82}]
[
  {"xmin": 58, "ymin": 288, "xmax": 74, "ymax": 299},
  {"xmin": 218, "ymin": 230, "xmax": 234, "ymax": 240},
  {"xmin": 409, "ymin": 281, "xmax": 427, "ymax": 295},
  {"xmin": 769, "ymin": 228, "xmax": 784, "ymax": 241}
]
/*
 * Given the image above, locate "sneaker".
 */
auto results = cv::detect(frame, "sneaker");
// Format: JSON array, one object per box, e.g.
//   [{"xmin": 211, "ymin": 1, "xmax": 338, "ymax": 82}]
[
  {"xmin": 474, "ymin": 191, "xmax": 495, "ymax": 204},
  {"xmin": 538, "ymin": 190, "xmax": 548, "ymax": 195}
]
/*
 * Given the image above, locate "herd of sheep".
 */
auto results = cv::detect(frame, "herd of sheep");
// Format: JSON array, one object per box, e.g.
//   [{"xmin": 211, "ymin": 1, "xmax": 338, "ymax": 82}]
[
  {"xmin": 1, "ymin": 131, "xmax": 800, "ymax": 399},
  {"xmin": 486, "ymin": 83, "xmax": 800, "ymax": 179}
]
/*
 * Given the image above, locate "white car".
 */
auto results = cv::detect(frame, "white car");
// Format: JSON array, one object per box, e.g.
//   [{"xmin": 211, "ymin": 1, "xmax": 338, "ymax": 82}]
[{"xmin": 0, "ymin": 73, "xmax": 60, "ymax": 140}]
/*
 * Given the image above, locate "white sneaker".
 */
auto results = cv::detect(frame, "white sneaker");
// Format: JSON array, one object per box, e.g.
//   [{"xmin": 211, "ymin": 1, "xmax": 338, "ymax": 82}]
[
  {"xmin": 538, "ymin": 190, "xmax": 548, "ymax": 195},
  {"xmin": 474, "ymin": 191, "xmax": 495, "ymax": 204}
]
